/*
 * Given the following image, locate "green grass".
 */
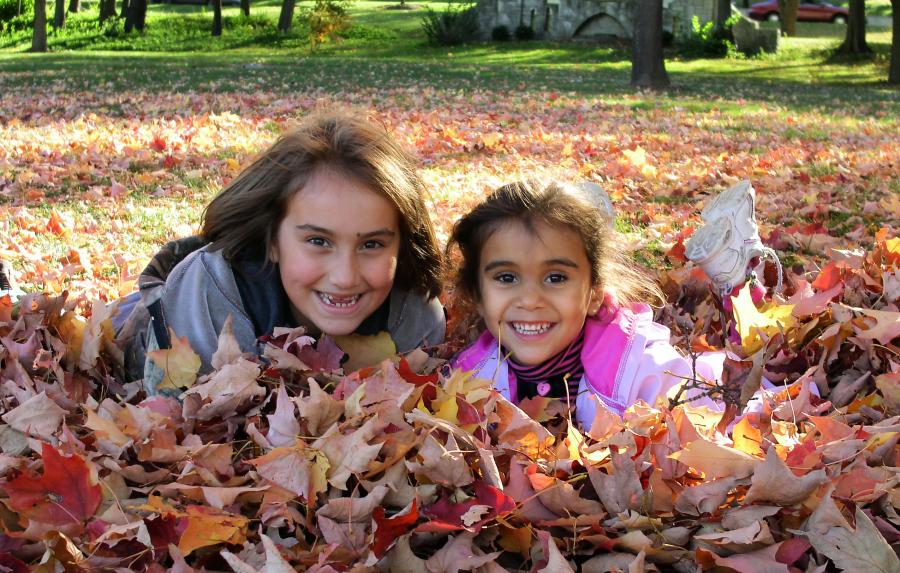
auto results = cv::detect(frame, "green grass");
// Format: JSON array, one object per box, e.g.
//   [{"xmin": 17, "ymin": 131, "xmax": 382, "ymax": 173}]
[{"xmin": 0, "ymin": 1, "xmax": 896, "ymax": 115}]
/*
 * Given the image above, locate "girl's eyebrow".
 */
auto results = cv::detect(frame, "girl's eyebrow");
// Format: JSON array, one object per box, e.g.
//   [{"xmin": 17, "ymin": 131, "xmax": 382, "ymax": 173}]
[
  {"xmin": 483, "ymin": 260, "xmax": 515, "ymax": 272},
  {"xmin": 295, "ymin": 224, "xmax": 396, "ymax": 239},
  {"xmin": 544, "ymin": 258, "xmax": 580, "ymax": 269},
  {"xmin": 483, "ymin": 258, "xmax": 579, "ymax": 272}
]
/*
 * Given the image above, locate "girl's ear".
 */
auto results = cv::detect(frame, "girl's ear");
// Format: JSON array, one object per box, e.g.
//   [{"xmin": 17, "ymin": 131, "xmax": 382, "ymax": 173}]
[
  {"xmin": 587, "ymin": 288, "xmax": 604, "ymax": 317},
  {"xmin": 269, "ymin": 240, "xmax": 280, "ymax": 264}
]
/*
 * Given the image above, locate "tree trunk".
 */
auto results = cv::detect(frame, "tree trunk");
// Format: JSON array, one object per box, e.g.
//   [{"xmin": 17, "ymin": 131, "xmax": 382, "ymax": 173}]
[
  {"xmin": 212, "ymin": 0, "xmax": 223, "ymax": 35},
  {"xmin": 241, "ymin": 0, "xmax": 250, "ymax": 17},
  {"xmin": 777, "ymin": 0, "xmax": 799, "ymax": 36},
  {"xmin": 68, "ymin": 0, "xmax": 79, "ymax": 13},
  {"xmin": 631, "ymin": 0, "xmax": 670, "ymax": 89},
  {"xmin": 838, "ymin": 0, "xmax": 871, "ymax": 54},
  {"xmin": 890, "ymin": 0, "xmax": 900, "ymax": 83},
  {"xmin": 277, "ymin": 0, "xmax": 295, "ymax": 32},
  {"xmin": 31, "ymin": 0, "xmax": 48, "ymax": 52},
  {"xmin": 715, "ymin": 0, "xmax": 731, "ymax": 32},
  {"xmin": 99, "ymin": 0, "xmax": 116, "ymax": 23},
  {"xmin": 125, "ymin": 0, "xmax": 146, "ymax": 33},
  {"xmin": 53, "ymin": 0, "xmax": 66, "ymax": 28},
  {"xmin": 121, "ymin": 0, "xmax": 130, "ymax": 19}
]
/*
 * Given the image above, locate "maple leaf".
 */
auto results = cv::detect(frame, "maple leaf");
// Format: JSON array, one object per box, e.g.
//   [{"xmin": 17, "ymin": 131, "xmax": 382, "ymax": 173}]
[
  {"xmin": 210, "ymin": 315, "xmax": 244, "ymax": 370},
  {"xmin": 178, "ymin": 505, "xmax": 249, "ymax": 556},
  {"xmin": 182, "ymin": 357, "xmax": 264, "ymax": 420},
  {"xmin": 147, "ymin": 328, "xmax": 202, "ymax": 391},
  {"xmin": 372, "ymin": 500, "xmax": 419, "ymax": 558},
  {"xmin": 744, "ymin": 447, "xmax": 828, "ymax": 505},
  {"xmin": 296, "ymin": 377, "xmax": 345, "ymax": 436},
  {"xmin": 312, "ymin": 416, "xmax": 384, "ymax": 490},
  {"xmin": 1, "ymin": 391, "xmax": 67, "ymax": 440},
  {"xmin": 406, "ymin": 432, "xmax": 474, "ymax": 488},
  {"xmin": 3, "ymin": 443, "xmax": 101, "ymax": 527},
  {"xmin": 849, "ymin": 306, "xmax": 900, "ymax": 345},
  {"xmin": 378, "ymin": 534, "xmax": 428, "ymax": 573},
  {"xmin": 220, "ymin": 532, "xmax": 294, "ymax": 573},
  {"xmin": 673, "ymin": 477, "xmax": 738, "ymax": 516},
  {"xmin": 424, "ymin": 532, "xmax": 501, "ymax": 573},
  {"xmin": 294, "ymin": 334, "xmax": 344, "ymax": 371},
  {"xmin": 265, "ymin": 384, "xmax": 300, "ymax": 448},
  {"xmin": 732, "ymin": 283, "xmax": 796, "ymax": 354},
  {"xmin": 697, "ymin": 542, "xmax": 791, "ymax": 573},
  {"xmin": 669, "ymin": 437, "xmax": 760, "ymax": 479},
  {"xmin": 333, "ymin": 331, "xmax": 396, "ymax": 372},
  {"xmin": 532, "ymin": 529, "xmax": 575, "ymax": 573},
  {"xmin": 588, "ymin": 450, "xmax": 645, "ymax": 515},
  {"xmin": 249, "ymin": 441, "xmax": 329, "ymax": 502},
  {"xmin": 805, "ymin": 507, "xmax": 900, "ymax": 573}
]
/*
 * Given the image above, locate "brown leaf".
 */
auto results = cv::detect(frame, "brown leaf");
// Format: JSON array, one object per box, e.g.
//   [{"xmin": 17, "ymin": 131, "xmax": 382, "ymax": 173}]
[
  {"xmin": 313, "ymin": 416, "xmax": 384, "ymax": 490},
  {"xmin": 674, "ymin": 477, "xmax": 739, "ymax": 516},
  {"xmin": 1, "ymin": 391, "xmax": 66, "ymax": 440},
  {"xmin": 406, "ymin": 433, "xmax": 474, "ymax": 488},
  {"xmin": 588, "ymin": 450, "xmax": 645, "ymax": 515},
  {"xmin": 210, "ymin": 315, "xmax": 244, "ymax": 370},
  {"xmin": 805, "ymin": 507, "xmax": 900, "ymax": 573},
  {"xmin": 669, "ymin": 438, "xmax": 760, "ymax": 479},
  {"xmin": 424, "ymin": 532, "xmax": 501, "ymax": 573},
  {"xmin": 744, "ymin": 447, "xmax": 828, "ymax": 505},
  {"xmin": 265, "ymin": 384, "xmax": 300, "ymax": 448}
]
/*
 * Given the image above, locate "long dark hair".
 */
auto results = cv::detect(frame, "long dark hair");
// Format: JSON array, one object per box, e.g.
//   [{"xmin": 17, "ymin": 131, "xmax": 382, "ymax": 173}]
[{"xmin": 202, "ymin": 109, "xmax": 442, "ymax": 299}]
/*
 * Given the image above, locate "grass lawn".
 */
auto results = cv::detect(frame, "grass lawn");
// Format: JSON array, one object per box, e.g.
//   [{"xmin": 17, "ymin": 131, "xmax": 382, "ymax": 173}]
[{"xmin": 0, "ymin": 0, "xmax": 897, "ymax": 300}]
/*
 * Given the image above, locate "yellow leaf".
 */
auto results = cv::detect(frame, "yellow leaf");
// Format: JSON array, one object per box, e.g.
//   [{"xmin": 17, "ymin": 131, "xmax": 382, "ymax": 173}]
[
  {"xmin": 333, "ymin": 331, "xmax": 396, "ymax": 373},
  {"xmin": 147, "ymin": 329, "xmax": 202, "ymax": 390},
  {"xmin": 732, "ymin": 283, "xmax": 796, "ymax": 353}
]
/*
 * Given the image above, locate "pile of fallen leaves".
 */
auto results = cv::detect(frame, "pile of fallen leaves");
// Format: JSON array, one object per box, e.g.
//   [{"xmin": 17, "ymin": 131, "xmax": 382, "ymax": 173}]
[{"xmin": 0, "ymin": 232, "xmax": 897, "ymax": 572}]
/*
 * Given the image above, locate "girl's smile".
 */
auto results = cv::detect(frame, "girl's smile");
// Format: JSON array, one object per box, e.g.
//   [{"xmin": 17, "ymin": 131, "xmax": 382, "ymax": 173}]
[{"xmin": 476, "ymin": 220, "xmax": 597, "ymax": 366}]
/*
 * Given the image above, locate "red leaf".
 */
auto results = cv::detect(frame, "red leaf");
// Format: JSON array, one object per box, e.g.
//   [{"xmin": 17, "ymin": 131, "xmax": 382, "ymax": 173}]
[
  {"xmin": 775, "ymin": 536, "xmax": 811, "ymax": 565},
  {"xmin": 0, "ymin": 554, "xmax": 30, "ymax": 573},
  {"xmin": 398, "ymin": 357, "xmax": 437, "ymax": 405},
  {"xmin": 296, "ymin": 335, "xmax": 345, "ymax": 371},
  {"xmin": 150, "ymin": 135, "xmax": 167, "ymax": 152},
  {"xmin": 372, "ymin": 500, "xmax": 419, "ymax": 558},
  {"xmin": 811, "ymin": 261, "xmax": 842, "ymax": 291},
  {"xmin": 421, "ymin": 481, "xmax": 516, "ymax": 533},
  {"xmin": 3, "ymin": 443, "xmax": 101, "ymax": 526}
]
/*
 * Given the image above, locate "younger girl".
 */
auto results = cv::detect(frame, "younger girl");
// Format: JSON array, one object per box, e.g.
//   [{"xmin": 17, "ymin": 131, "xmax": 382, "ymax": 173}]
[
  {"xmin": 118, "ymin": 109, "xmax": 445, "ymax": 389},
  {"xmin": 449, "ymin": 179, "xmax": 712, "ymax": 427}
]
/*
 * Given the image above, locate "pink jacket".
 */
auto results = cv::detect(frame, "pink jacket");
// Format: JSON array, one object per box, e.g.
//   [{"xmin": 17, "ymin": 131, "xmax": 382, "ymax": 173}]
[{"xmin": 453, "ymin": 303, "xmax": 718, "ymax": 428}]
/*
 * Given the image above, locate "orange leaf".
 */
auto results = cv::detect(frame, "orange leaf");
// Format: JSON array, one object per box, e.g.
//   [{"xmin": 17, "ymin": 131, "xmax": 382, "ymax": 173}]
[{"xmin": 178, "ymin": 505, "xmax": 249, "ymax": 556}]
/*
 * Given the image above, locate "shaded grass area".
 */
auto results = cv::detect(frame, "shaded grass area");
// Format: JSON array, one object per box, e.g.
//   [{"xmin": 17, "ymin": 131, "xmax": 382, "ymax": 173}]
[{"xmin": 0, "ymin": 1, "xmax": 896, "ymax": 116}]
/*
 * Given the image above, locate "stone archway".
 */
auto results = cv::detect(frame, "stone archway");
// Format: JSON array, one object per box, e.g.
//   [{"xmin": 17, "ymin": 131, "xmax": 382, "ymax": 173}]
[{"xmin": 573, "ymin": 13, "xmax": 628, "ymax": 38}]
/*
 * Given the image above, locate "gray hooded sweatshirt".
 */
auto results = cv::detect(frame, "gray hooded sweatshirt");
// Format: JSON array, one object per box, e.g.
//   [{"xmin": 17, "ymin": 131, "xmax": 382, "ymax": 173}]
[{"xmin": 117, "ymin": 239, "xmax": 445, "ymax": 392}]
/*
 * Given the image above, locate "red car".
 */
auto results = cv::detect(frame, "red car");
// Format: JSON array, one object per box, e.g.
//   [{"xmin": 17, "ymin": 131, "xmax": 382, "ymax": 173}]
[{"xmin": 748, "ymin": 0, "xmax": 849, "ymax": 24}]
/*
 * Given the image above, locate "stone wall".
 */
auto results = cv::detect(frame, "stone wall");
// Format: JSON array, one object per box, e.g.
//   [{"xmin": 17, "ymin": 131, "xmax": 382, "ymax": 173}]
[{"xmin": 476, "ymin": 0, "xmax": 720, "ymax": 41}]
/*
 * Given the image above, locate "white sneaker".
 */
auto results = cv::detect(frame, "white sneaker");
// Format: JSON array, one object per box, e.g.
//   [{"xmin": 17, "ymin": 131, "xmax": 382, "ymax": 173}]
[
  {"xmin": 685, "ymin": 180, "xmax": 782, "ymax": 295},
  {"xmin": 576, "ymin": 181, "xmax": 615, "ymax": 225}
]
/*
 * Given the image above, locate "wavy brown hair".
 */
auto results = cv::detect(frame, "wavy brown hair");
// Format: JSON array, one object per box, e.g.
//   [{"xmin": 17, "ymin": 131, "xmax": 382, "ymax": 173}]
[
  {"xmin": 447, "ymin": 179, "xmax": 662, "ymax": 307},
  {"xmin": 202, "ymin": 109, "xmax": 442, "ymax": 299}
]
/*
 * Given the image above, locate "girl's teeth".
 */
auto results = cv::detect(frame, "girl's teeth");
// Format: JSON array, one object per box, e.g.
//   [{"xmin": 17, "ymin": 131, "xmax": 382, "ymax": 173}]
[
  {"xmin": 512, "ymin": 322, "xmax": 551, "ymax": 335},
  {"xmin": 319, "ymin": 293, "xmax": 360, "ymax": 308}
]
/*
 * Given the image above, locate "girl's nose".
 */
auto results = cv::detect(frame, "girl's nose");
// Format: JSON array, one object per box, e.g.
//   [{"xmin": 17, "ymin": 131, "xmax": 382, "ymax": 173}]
[
  {"xmin": 330, "ymin": 252, "xmax": 360, "ymax": 288},
  {"xmin": 516, "ymin": 282, "xmax": 544, "ymax": 309}
]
